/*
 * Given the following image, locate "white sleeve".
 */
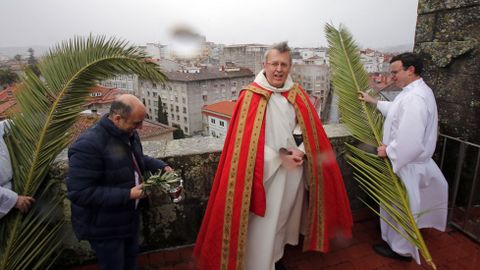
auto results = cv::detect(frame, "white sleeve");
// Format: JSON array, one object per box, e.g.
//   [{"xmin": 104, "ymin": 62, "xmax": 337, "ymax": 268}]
[
  {"xmin": 386, "ymin": 96, "xmax": 428, "ymax": 173},
  {"xmin": 377, "ymin": 100, "xmax": 392, "ymax": 117},
  {"xmin": 263, "ymin": 145, "xmax": 282, "ymax": 183},
  {"xmin": 0, "ymin": 186, "xmax": 17, "ymax": 219}
]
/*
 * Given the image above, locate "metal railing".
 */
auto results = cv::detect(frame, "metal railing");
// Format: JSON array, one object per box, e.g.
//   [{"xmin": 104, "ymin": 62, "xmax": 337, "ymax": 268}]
[{"xmin": 438, "ymin": 134, "xmax": 480, "ymax": 242}]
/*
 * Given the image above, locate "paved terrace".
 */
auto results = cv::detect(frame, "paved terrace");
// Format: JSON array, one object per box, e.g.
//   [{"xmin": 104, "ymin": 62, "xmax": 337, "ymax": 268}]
[{"xmin": 71, "ymin": 212, "xmax": 480, "ymax": 270}]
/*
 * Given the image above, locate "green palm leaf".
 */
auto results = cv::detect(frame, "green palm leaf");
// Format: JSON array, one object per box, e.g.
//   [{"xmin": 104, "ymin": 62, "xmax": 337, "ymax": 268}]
[
  {"xmin": 325, "ymin": 23, "xmax": 436, "ymax": 269},
  {"xmin": 0, "ymin": 35, "xmax": 167, "ymax": 270}
]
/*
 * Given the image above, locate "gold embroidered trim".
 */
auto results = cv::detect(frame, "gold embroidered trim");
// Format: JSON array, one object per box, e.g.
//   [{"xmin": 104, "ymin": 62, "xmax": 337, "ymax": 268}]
[
  {"xmin": 291, "ymin": 85, "xmax": 325, "ymax": 250},
  {"xmin": 235, "ymin": 95, "xmax": 268, "ymax": 270},
  {"xmin": 221, "ymin": 91, "xmax": 253, "ymax": 270},
  {"xmin": 244, "ymin": 85, "xmax": 271, "ymax": 101}
]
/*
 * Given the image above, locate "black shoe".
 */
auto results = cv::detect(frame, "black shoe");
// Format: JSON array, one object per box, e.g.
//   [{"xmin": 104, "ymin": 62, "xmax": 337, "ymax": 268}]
[
  {"xmin": 275, "ymin": 260, "xmax": 287, "ymax": 270},
  {"xmin": 372, "ymin": 243, "xmax": 412, "ymax": 262}
]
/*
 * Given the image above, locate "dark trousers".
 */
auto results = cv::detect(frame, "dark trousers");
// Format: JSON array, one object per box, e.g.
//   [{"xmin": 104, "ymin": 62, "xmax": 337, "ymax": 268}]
[{"xmin": 89, "ymin": 235, "xmax": 139, "ymax": 270}]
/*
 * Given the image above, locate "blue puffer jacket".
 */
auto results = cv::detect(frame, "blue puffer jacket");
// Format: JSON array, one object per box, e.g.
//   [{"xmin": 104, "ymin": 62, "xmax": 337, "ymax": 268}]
[{"xmin": 67, "ymin": 114, "xmax": 167, "ymax": 240}]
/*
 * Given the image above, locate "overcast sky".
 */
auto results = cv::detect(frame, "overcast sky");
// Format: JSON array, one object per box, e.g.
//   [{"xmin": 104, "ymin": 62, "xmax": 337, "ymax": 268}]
[{"xmin": 1, "ymin": 0, "xmax": 419, "ymax": 49}]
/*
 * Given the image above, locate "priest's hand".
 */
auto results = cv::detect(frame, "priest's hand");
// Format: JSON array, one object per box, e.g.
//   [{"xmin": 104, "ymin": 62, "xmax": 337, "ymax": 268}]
[
  {"xmin": 279, "ymin": 147, "xmax": 304, "ymax": 170},
  {"xmin": 358, "ymin": 91, "xmax": 378, "ymax": 105},
  {"xmin": 377, "ymin": 144, "xmax": 387, "ymax": 157}
]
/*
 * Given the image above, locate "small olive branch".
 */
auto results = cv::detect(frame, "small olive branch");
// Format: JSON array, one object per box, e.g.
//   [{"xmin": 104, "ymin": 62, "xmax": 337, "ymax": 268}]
[{"xmin": 142, "ymin": 170, "xmax": 181, "ymax": 194}]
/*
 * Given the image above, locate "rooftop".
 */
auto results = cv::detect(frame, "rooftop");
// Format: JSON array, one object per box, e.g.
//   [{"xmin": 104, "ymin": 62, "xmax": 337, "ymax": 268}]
[
  {"xmin": 164, "ymin": 67, "xmax": 254, "ymax": 82},
  {"xmin": 202, "ymin": 100, "xmax": 236, "ymax": 118}
]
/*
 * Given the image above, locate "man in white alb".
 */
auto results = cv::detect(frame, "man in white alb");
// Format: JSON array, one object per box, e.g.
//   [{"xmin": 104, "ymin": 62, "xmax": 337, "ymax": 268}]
[{"xmin": 359, "ymin": 52, "xmax": 448, "ymax": 264}]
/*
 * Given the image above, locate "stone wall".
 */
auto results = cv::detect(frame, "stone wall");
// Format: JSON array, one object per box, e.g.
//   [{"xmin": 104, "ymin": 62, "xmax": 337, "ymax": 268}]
[
  {"xmin": 415, "ymin": 0, "xmax": 480, "ymax": 144},
  {"xmin": 51, "ymin": 124, "xmax": 363, "ymax": 268}
]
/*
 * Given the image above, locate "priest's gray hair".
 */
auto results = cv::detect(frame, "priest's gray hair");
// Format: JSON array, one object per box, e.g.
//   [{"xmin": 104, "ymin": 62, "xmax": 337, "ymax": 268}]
[{"xmin": 263, "ymin": 41, "xmax": 292, "ymax": 64}]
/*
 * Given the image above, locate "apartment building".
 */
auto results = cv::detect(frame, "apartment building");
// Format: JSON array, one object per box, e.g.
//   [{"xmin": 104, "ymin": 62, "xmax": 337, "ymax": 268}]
[
  {"xmin": 290, "ymin": 64, "xmax": 331, "ymax": 114},
  {"xmin": 202, "ymin": 100, "xmax": 236, "ymax": 138},
  {"xmin": 220, "ymin": 44, "xmax": 268, "ymax": 75},
  {"xmin": 140, "ymin": 67, "xmax": 254, "ymax": 136}
]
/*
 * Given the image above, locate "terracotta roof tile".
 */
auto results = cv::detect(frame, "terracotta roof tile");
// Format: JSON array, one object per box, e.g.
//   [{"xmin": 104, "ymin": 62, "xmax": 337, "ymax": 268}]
[
  {"xmin": 69, "ymin": 114, "xmax": 174, "ymax": 144},
  {"xmin": 202, "ymin": 100, "xmax": 236, "ymax": 118}
]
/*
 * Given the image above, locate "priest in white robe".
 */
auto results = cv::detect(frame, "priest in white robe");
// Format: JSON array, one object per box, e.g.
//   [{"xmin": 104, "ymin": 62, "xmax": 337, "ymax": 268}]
[
  {"xmin": 194, "ymin": 42, "xmax": 353, "ymax": 270},
  {"xmin": 360, "ymin": 52, "xmax": 448, "ymax": 264}
]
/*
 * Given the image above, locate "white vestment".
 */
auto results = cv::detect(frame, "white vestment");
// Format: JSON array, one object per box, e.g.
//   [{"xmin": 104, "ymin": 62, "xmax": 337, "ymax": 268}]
[
  {"xmin": 377, "ymin": 78, "xmax": 448, "ymax": 264},
  {"xmin": 0, "ymin": 120, "xmax": 17, "ymax": 219},
  {"xmin": 245, "ymin": 71, "xmax": 306, "ymax": 270}
]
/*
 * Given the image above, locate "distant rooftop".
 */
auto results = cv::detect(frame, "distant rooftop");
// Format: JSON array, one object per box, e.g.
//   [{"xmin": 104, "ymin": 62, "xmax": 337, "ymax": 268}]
[{"xmin": 164, "ymin": 67, "xmax": 254, "ymax": 82}]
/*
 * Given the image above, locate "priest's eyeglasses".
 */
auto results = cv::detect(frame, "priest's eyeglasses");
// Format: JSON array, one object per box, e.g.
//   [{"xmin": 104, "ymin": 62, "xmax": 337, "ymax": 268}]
[{"xmin": 267, "ymin": 62, "xmax": 289, "ymax": 69}]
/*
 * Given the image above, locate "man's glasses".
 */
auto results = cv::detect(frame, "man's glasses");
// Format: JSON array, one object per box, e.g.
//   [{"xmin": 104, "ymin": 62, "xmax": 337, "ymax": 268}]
[{"xmin": 267, "ymin": 62, "xmax": 289, "ymax": 69}]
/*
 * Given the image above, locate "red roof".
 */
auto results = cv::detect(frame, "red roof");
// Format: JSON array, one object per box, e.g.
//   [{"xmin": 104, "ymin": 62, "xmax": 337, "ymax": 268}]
[
  {"xmin": 0, "ymin": 85, "xmax": 17, "ymax": 103},
  {"xmin": 202, "ymin": 100, "xmax": 236, "ymax": 119},
  {"xmin": 0, "ymin": 100, "xmax": 17, "ymax": 119},
  {"xmin": 84, "ymin": 85, "xmax": 121, "ymax": 107},
  {"xmin": 69, "ymin": 114, "xmax": 174, "ymax": 144}
]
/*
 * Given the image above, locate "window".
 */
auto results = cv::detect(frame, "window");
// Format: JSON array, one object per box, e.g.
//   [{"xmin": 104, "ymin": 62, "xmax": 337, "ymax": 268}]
[
  {"xmin": 182, "ymin": 97, "xmax": 186, "ymax": 104},
  {"xmin": 176, "ymin": 106, "xmax": 179, "ymax": 112},
  {"xmin": 211, "ymin": 118, "xmax": 216, "ymax": 124},
  {"xmin": 175, "ymin": 96, "xmax": 179, "ymax": 102},
  {"xmin": 148, "ymin": 100, "xmax": 151, "ymax": 105},
  {"xmin": 184, "ymin": 127, "xmax": 188, "ymax": 133},
  {"xmin": 153, "ymin": 101, "xmax": 158, "ymax": 106},
  {"xmin": 176, "ymin": 115, "xmax": 180, "ymax": 121},
  {"xmin": 202, "ymin": 95, "xmax": 208, "ymax": 102},
  {"xmin": 153, "ymin": 92, "xmax": 157, "ymax": 97},
  {"xmin": 183, "ymin": 107, "xmax": 187, "ymax": 114},
  {"xmin": 184, "ymin": 117, "xmax": 187, "ymax": 123},
  {"xmin": 147, "ymin": 91, "xmax": 150, "ymax": 97},
  {"xmin": 220, "ymin": 121, "xmax": 225, "ymax": 127},
  {"xmin": 152, "ymin": 83, "xmax": 157, "ymax": 88}
]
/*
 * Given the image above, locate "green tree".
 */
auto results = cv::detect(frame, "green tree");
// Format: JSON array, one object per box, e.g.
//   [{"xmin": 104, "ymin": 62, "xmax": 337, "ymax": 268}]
[
  {"xmin": 27, "ymin": 48, "xmax": 41, "ymax": 76},
  {"xmin": 172, "ymin": 124, "xmax": 185, "ymax": 139},
  {"xmin": 0, "ymin": 35, "xmax": 166, "ymax": 270},
  {"xmin": 0, "ymin": 68, "xmax": 19, "ymax": 87},
  {"xmin": 157, "ymin": 96, "xmax": 169, "ymax": 125}
]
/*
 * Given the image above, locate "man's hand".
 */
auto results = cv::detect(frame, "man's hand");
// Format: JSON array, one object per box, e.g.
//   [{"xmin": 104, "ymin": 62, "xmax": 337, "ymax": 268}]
[
  {"xmin": 358, "ymin": 91, "xmax": 378, "ymax": 105},
  {"xmin": 280, "ymin": 147, "xmax": 304, "ymax": 170},
  {"xmin": 163, "ymin": 166, "xmax": 173, "ymax": 172},
  {"xmin": 130, "ymin": 184, "xmax": 146, "ymax": 200},
  {"xmin": 377, "ymin": 144, "xmax": 387, "ymax": 157},
  {"xmin": 15, "ymin": 196, "xmax": 35, "ymax": 213}
]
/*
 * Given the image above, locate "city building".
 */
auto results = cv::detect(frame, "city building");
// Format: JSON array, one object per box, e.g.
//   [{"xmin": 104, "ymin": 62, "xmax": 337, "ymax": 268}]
[
  {"xmin": 100, "ymin": 74, "xmax": 139, "ymax": 95},
  {"xmin": 220, "ymin": 44, "xmax": 268, "ymax": 75},
  {"xmin": 201, "ymin": 100, "xmax": 236, "ymax": 138},
  {"xmin": 291, "ymin": 63, "xmax": 331, "ymax": 115},
  {"xmin": 140, "ymin": 67, "xmax": 254, "ymax": 136}
]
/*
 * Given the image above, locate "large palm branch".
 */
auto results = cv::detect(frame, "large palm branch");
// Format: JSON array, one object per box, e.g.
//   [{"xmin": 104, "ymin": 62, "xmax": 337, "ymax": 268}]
[
  {"xmin": 325, "ymin": 23, "xmax": 436, "ymax": 269},
  {"xmin": 0, "ymin": 35, "xmax": 166, "ymax": 270}
]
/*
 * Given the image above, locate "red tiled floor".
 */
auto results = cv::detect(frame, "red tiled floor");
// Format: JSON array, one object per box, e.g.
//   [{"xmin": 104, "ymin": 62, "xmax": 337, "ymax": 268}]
[{"xmin": 69, "ymin": 218, "xmax": 480, "ymax": 270}]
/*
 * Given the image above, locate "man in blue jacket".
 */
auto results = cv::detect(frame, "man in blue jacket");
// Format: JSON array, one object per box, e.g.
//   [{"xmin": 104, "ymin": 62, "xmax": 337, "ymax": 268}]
[{"xmin": 67, "ymin": 94, "xmax": 172, "ymax": 270}]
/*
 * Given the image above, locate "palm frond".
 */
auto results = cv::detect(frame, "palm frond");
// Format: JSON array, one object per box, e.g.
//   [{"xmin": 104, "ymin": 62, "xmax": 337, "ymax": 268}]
[
  {"xmin": 325, "ymin": 23, "xmax": 436, "ymax": 269},
  {"xmin": 0, "ymin": 35, "xmax": 167, "ymax": 270}
]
